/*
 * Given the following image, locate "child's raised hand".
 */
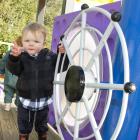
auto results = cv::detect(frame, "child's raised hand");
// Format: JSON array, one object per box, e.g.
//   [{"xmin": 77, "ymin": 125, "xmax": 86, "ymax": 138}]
[
  {"xmin": 10, "ymin": 42, "xmax": 22, "ymax": 57},
  {"xmin": 0, "ymin": 74, "xmax": 4, "ymax": 78},
  {"xmin": 58, "ymin": 43, "xmax": 65, "ymax": 54}
]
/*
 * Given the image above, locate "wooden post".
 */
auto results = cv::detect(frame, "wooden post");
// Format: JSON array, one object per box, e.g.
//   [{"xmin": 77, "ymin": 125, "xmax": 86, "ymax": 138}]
[
  {"xmin": 36, "ymin": 0, "xmax": 46, "ymax": 25},
  {"xmin": 61, "ymin": 0, "xmax": 66, "ymax": 14}
]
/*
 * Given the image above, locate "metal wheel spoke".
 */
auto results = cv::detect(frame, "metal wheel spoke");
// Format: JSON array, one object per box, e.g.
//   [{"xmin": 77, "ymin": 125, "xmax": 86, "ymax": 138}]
[
  {"xmin": 83, "ymin": 96, "xmax": 102, "ymax": 140},
  {"xmin": 86, "ymin": 22, "xmax": 114, "ymax": 70},
  {"xmin": 85, "ymin": 82, "xmax": 124, "ymax": 91},
  {"xmin": 74, "ymin": 102, "xmax": 81, "ymax": 139},
  {"xmin": 57, "ymin": 102, "xmax": 72, "ymax": 125},
  {"xmin": 79, "ymin": 11, "xmax": 87, "ymax": 66},
  {"xmin": 53, "ymin": 80, "xmax": 64, "ymax": 85},
  {"xmin": 62, "ymin": 38, "xmax": 74, "ymax": 65}
]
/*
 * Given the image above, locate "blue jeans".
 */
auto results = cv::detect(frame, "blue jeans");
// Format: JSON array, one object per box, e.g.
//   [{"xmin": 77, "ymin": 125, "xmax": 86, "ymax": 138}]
[
  {"xmin": 17, "ymin": 104, "xmax": 49, "ymax": 134},
  {"xmin": 4, "ymin": 85, "xmax": 18, "ymax": 105}
]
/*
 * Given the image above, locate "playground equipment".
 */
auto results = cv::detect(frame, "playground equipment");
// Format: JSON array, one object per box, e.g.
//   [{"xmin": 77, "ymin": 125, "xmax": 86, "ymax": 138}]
[
  {"xmin": 52, "ymin": 2, "xmax": 135, "ymax": 140},
  {"xmin": 102, "ymin": 0, "xmax": 140, "ymax": 139},
  {"xmin": 64, "ymin": 0, "xmax": 119, "ymax": 13},
  {"xmin": 0, "ymin": 41, "xmax": 13, "ymax": 51}
]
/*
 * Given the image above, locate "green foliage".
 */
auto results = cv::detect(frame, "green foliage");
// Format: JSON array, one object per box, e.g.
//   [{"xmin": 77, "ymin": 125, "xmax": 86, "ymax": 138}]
[
  {"xmin": 0, "ymin": 0, "xmax": 37, "ymax": 54},
  {"xmin": 0, "ymin": 0, "xmax": 63, "ymax": 54},
  {"xmin": 0, "ymin": 45, "xmax": 8, "ymax": 58},
  {"xmin": 45, "ymin": 0, "xmax": 63, "ymax": 48},
  {"xmin": 0, "ymin": 0, "xmax": 37, "ymax": 41}
]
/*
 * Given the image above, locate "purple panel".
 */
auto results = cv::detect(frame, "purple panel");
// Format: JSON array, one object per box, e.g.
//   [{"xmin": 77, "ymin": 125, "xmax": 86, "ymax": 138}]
[
  {"xmin": 138, "ymin": 128, "xmax": 140, "ymax": 140},
  {"xmin": 50, "ymin": 1, "xmax": 121, "ymax": 139},
  {"xmin": 51, "ymin": 1, "xmax": 121, "ymax": 53}
]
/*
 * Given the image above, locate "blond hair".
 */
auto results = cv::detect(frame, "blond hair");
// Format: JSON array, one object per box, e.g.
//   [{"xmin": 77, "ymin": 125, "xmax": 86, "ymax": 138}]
[
  {"xmin": 15, "ymin": 36, "xmax": 22, "ymax": 47},
  {"xmin": 22, "ymin": 23, "xmax": 47, "ymax": 42}
]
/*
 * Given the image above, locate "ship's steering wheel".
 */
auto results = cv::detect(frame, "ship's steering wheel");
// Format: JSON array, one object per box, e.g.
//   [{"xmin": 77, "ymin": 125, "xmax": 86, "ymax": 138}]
[{"xmin": 53, "ymin": 5, "xmax": 136, "ymax": 140}]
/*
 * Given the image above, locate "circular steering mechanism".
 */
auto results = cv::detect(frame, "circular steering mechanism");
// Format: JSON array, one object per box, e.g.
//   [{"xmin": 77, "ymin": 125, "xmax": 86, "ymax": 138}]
[
  {"xmin": 53, "ymin": 6, "xmax": 136, "ymax": 140},
  {"xmin": 65, "ymin": 65, "xmax": 85, "ymax": 102}
]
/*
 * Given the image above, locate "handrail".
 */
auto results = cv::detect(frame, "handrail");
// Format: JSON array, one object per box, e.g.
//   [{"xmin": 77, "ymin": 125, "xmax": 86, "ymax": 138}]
[{"xmin": 0, "ymin": 41, "xmax": 13, "ymax": 50}]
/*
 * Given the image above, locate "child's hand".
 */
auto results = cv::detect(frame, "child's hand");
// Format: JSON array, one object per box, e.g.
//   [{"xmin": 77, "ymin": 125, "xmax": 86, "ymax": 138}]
[
  {"xmin": 58, "ymin": 43, "xmax": 65, "ymax": 54},
  {"xmin": 10, "ymin": 42, "xmax": 22, "ymax": 57},
  {"xmin": 0, "ymin": 74, "xmax": 4, "ymax": 78}
]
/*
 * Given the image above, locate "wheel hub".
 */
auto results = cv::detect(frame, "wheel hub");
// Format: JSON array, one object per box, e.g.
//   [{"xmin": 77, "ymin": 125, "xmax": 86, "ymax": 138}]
[{"xmin": 64, "ymin": 65, "xmax": 85, "ymax": 102}]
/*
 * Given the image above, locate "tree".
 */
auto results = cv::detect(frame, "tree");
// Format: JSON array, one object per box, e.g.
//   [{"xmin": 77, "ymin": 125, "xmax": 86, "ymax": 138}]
[
  {"xmin": 44, "ymin": 0, "xmax": 63, "ymax": 48},
  {"xmin": 0, "ymin": 0, "xmax": 63, "ymax": 56},
  {"xmin": 0, "ymin": 0, "xmax": 37, "ymax": 56}
]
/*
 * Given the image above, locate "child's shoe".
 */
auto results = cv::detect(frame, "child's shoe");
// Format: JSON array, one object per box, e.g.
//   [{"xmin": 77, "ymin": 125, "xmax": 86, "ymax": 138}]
[{"xmin": 4, "ymin": 103, "xmax": 11, "ymax": 111}]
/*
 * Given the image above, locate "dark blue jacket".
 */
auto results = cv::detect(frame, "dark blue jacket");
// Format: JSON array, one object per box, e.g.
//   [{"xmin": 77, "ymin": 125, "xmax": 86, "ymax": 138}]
[{"xmin": 7, "ymin": 48, "xmax": 68, "ymax": 99}]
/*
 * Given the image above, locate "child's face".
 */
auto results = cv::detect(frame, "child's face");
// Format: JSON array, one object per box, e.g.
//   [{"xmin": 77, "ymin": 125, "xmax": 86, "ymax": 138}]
[{"xmin": 22, "ymin": 30, "xmax": 45, "ymax": 55}]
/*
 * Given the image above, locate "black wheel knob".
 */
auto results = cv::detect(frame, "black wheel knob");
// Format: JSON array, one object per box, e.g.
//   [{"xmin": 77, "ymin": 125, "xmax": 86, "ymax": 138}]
[
  {"xmin": 60, "ymin": 35, "xmax": 64, "ymax": 41},
  {"xmin": 111, "ymin": 11, "xmax": 121, "ymax": 22},
  {"xmin": 81, "ymin": 3, "xmax": 89, "ymax": 10},
  {"xmin": 64, "ymin": 66, "xmax": 85, "ymax": 102},
  {"xmin": 124, "ymin": 82, "xmax": 136, "ymax": 93}
]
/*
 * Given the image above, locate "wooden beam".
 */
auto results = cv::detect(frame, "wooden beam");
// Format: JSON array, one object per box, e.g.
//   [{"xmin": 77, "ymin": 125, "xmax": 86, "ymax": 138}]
[
  {"xmin": 36, "ymin": 0, "xmax": 46, "ymax": 25},
  {"xmin": 61, "ymin": 0, "xmax": 66, "ymax": 14}
]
